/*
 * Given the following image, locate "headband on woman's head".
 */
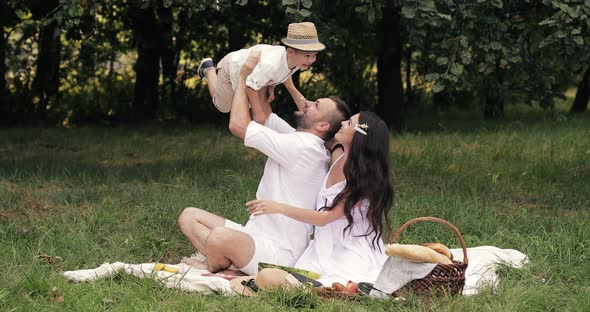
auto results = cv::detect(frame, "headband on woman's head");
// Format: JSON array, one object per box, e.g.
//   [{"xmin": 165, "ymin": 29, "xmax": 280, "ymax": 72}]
[{"xmin": 354, "ymin": 123, "xmax": 369, "ymax": 136}]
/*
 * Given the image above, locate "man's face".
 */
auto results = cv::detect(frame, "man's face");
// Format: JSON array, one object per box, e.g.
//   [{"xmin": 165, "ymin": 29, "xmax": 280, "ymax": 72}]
[
  {"xmin": 297, "ymin": 98, "xmax": 337, "ymax": 130},
  {"xmin": 289, "ymin": 50, "xmax": 318, "ymax": 71}
]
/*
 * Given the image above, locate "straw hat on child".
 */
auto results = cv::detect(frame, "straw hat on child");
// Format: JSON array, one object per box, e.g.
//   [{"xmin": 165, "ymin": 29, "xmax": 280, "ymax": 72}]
[{"xmin": 281, "ymin": 22, "xmax": 326, "ymax": 52}]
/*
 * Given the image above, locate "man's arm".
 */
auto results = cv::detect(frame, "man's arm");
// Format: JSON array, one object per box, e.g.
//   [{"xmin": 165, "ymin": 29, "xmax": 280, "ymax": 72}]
[
  {"xmin": 248, "ymin": 86, "xmax": 272, "ymax": 125},
  {"xmin": 228, "ymin": 51, "xmax": 261, "ymax": 140}
]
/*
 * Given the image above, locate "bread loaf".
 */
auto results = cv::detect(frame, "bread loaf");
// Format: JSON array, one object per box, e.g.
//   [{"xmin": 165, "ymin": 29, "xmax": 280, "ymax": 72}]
[
  {"xmin": 421, "ymin": 242, "xmax": 453, "ymax": 261},
  {"xmin": 385, "ymin": 243, "xmax": 453, "ymax": 264}
]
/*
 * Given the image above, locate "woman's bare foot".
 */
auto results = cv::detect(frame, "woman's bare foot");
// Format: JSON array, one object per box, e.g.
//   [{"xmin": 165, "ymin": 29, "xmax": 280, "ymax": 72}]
[{"xmin": 180, "ymin": 257, "xmax": 209, "ymax": 270}]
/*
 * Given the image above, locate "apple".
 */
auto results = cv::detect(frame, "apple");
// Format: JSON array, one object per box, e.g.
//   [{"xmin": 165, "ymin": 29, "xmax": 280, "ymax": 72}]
[
  {"xmin": 332, "ymin": 282, "xmax": 346, "ymax": 292},
  {"xmin": 344, "ymin": 281, "xmax": 359, "ymax": 294}
]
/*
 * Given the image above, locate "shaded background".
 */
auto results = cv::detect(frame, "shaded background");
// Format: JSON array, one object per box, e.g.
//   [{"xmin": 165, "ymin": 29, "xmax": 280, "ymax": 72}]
[{"xmin": 0, "ymin": 0, "xmax": 589, "ymax": 131}]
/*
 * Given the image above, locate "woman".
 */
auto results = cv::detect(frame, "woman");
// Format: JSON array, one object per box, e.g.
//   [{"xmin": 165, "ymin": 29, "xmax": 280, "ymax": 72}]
[{"xmin": 246, "ymin": 111, "xmax": 394, "ymax": 285}]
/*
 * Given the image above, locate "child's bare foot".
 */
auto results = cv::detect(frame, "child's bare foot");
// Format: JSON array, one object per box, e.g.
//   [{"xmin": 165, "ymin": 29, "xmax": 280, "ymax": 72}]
[{"xmin": 180, "ymin": 257, "xmax": 209, "ymax": 271}]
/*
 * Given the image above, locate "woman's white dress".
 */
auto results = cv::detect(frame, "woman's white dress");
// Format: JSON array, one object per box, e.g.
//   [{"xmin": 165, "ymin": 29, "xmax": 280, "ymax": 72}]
[{"xmin": 294, "ymin": 156, "xmax": 387, "ymax": 285}]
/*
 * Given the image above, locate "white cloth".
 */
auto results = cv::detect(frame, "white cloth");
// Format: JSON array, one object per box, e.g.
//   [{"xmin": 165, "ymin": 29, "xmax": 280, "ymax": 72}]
[
  {"xmin": 63, "ymin": 262, "xmax": 233, "ymax": 295},
  {"xmin": 369, "ymin": 257, "xmax": 437, "ymax": 298},
  {"xmin": 453, "ymin": 245, "xmax": 528, "ymax": 295},
  {"xmin": 243, "ymin": 113, "xmax": 330, "ymax": 266},
  {"xmin": 226, "ymin": 44, "xmax": 299, "ymax": 91},
  {"xmin": 295, "ymin": 155, "xmax": 388, "ymax": 286},
  {"xmin": 369, "ymin": 246, "xmax": 529, "ymax": 298}
]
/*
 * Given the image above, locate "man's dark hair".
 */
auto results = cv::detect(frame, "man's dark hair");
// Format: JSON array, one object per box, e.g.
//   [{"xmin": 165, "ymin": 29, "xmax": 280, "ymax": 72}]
[{"xmin": 322, "ymin": 95, "xmax": 352, "ymax": 141}]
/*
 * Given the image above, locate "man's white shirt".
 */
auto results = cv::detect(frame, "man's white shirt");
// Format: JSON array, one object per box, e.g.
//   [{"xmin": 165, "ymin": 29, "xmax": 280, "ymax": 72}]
[{"xmin": 243, "ymin": 113, "xmax": 329, "ymax": 260}]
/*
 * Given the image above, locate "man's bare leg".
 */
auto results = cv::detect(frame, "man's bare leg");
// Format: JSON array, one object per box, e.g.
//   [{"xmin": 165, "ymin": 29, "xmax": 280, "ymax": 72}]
[
  {"xmin": 177, "ymin": 207, "xmax": 226, "ymax": 255},
  {"xmin": 205, "ymin": 227, "xmax": 255, "ymax": 273}
]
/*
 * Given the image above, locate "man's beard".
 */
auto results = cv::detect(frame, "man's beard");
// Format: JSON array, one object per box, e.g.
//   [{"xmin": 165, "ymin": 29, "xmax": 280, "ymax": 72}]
[{"xmin": 294, "ymin": 111, "xmax": 311, "ymax": 130}]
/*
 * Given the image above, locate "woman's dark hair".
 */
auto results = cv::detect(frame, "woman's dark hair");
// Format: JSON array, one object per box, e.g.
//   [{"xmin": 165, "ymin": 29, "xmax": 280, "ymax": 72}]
[{"xmin": 327, "ymin": 111, "xmax": 394, "ymax": 250}]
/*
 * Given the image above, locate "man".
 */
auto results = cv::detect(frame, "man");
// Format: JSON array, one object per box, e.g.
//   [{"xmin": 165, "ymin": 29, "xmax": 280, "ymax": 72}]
[{"xmin": 178, "ymin": 51, "xmax": 351, "ymax": 274}]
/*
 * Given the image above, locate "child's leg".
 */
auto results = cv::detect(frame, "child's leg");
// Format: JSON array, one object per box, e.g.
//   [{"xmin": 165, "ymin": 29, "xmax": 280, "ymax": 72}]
[
  {"xmin": 212, "ymin": 60, "xmax": 234, "ymax": 113},
  {"xmin": 204, "ymin": 69, "xmax": 217, "ymax": 98}
]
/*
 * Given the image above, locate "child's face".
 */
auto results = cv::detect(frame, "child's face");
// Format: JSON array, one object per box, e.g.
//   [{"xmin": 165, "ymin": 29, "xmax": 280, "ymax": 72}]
[{"xmin": 288, "ymin": 49, "xmax": 318, "ymax": 71}]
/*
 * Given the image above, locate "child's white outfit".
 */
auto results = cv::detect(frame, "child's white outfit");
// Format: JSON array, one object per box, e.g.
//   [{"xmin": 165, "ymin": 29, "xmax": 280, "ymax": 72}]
[
  {"xmin": 213, "ymin": 44, "xmax": 300, "ymax": 112},
  {"xmin": 294, "ymin": 156, "xmax": 388, "ymax": 285}
]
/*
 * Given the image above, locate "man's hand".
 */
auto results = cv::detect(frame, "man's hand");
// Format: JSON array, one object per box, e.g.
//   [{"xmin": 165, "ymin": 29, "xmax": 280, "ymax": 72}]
[
  {"xmin": 239, "ymin": 51, "xmax": 261, "ymax": 80},
  {"xmin": 258, "ymin": 86, "xmax": 275, "ymax": 105}
]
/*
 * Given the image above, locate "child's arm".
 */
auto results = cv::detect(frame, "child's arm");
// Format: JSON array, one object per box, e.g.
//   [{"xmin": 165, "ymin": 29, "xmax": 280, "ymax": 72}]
[
  {"xmin": 284, "ymin": 77, "xmax": 307, "ymax": 114},
  {"xmin": 246, "ymin": 198, "xmax": 345, "ymax": 227}
]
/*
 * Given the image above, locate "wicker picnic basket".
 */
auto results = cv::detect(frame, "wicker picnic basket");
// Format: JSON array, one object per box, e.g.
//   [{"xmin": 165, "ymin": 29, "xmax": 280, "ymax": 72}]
[{"xmin": 391, "ymin": 217, "xmax": 468, "ymax": 296}]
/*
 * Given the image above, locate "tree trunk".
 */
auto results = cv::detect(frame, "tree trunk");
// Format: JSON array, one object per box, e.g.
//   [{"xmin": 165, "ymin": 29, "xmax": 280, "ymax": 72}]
[
  {"xmin": 483, "ymin": 92, "xmax": 504, "ymax": 119},
  {"xmin": 404, "ymin": 46, "xmax": 412, "ymax": 113},
  {"xmin": 483, "ymin": 68, "xmax": 504, "ymax": 119},
  {"xmin": 158, "ymin": 2, "xmax": 176, "ymax": 108},
  {"xmin": 376, "ymin": 1, "xmax": 404, "ymax": 132},
  {"xmin": 130, "ymin": 4, "xmax": 160, "ymax": 120},
  {"xmin": 570, "ymin": 66, "xmax": 590, "ymax": 113},
  {"xmin": 0, "ymin": 25, "xmax": 6, "ymax": 96},
  {"xmin": 32, "ymin": 19, "xmax": 61, "ymax": 116}
]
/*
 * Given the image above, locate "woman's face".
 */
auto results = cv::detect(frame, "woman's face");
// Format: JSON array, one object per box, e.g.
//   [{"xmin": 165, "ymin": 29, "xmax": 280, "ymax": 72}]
[{"xmin": 335, "ymin": 113, "xmax": 360, "ymax": 146}]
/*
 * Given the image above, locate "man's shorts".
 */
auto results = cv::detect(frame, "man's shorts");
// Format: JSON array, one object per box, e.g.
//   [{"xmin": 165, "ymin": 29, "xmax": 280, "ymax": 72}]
[
  {"xmin": 212, "ymin": 55, "xmax": 234, "ymax": 113},
  {"xmin": 224, "ymin": 219, "xmax": 294, "ymax": 275}
]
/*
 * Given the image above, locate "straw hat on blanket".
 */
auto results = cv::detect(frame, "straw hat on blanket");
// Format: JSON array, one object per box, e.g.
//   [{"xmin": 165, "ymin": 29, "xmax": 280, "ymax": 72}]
[{"xmin": 230, "ymin": 268, "xmax": 302, "ymax": 296}]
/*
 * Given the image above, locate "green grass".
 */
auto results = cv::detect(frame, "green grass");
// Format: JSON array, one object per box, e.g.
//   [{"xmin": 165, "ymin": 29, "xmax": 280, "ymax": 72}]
[{"xmin": 1, "ymin": 104, "xmax": 589, "ymax": 311}]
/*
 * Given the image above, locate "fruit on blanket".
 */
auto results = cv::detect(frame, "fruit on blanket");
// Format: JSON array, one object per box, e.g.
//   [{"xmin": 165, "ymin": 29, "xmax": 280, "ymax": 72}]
[
  {"xmin": 332, "ymin": 282, "xmax": 346, "ymax": 292},
  {"xmin": 344, "ymin": 281, "xmax": 359, "ymax": 294},
  {"xmin": 153, "ymin": 263, "xmax": 179, "ymax": 273},
  {"xmin": 421, "ymin": 242, "xmax": 453, "ymax": 261}
]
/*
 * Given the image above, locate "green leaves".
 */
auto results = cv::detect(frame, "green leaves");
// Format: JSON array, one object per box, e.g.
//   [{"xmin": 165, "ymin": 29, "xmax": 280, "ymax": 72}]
[
  {"xmin": 450, "ymin": 63, "xmax": 464, "ymax": 76},
  {"xmin": 301, "ymin": 0, "xmax": 313, "ymax": 9},
  {"xmin": 436, "ymin": 57, "xmax": 449, "ymax": 66},
  {"xmin": 299, "ymin": 8, "xmax": 311, "ymax": 17},
  {"xmin": 432, "ymin": 81, "xmax": 446, "ymax": 93},
  {"xmin": 402, "ymin": 5, "xmax": 416, "ymax": 19},
  {"xmin": 283, "ymin": 0, "xmax": 313, "ymax": 18}
]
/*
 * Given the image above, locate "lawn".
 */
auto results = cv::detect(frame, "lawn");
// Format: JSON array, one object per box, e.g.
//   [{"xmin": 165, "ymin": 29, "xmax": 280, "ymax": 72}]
[{"xmin": 1, "ymin": 105, "xmax": 589, "ymax": 311}]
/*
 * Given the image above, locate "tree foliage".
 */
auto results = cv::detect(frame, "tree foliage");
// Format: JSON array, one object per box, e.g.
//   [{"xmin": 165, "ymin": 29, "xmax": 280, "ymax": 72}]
[{"xmin": 1, "ymin": 0, "xmax": 589, "ymax": 126}]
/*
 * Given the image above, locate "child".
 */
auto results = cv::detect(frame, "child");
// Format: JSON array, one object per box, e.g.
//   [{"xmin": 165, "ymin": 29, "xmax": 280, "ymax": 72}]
[{"xmin": 197, "ymin": 22, "xmax": 325, "ymax": 113}]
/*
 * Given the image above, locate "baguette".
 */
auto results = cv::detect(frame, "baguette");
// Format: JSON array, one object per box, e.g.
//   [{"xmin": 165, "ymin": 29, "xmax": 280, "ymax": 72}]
[
  {"xmin": 385, "ymin": 243, "xmax": 453, "ymax": 264},
  {"xmin": 421, "ymin": 242, "xmax": 453, "ymax": 261}
]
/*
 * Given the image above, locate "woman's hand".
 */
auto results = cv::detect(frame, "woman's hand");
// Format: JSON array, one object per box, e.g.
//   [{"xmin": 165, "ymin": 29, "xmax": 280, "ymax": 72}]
[{"xmin": 246, "ymin": 199, "xmax": 283, "ymax": 216}]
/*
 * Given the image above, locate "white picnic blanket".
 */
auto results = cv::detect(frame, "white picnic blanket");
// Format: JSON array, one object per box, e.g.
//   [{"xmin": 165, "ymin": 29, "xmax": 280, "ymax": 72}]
[
  {"xmin": 63, "ymin": 246, "xmax": 528, "ymax": 297},
  {"xmin": 370, "ymin": 246, "xmax": 529, "ymax": 298},
  {"xmin": 63, "ymin": 262, "xmax": 233, "ymax": 295}
]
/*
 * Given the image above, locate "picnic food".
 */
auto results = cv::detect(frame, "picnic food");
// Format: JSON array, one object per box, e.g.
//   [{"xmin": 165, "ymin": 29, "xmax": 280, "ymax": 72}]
[
  {"xmin": 258, "ymin": 262, "xmax": 321, "ymax": 280},
  {"xmin": 421, "ymin": 242, "xmax": 454, "ymax": 261},
  {"xmin": 331, "ymin": 281, "xmax": 358, "ymax": 294},
  {"xmin": 344, "ymin": 281, "xmax": 359, "ymax": 294},
  {"xmin": 153, "ymin": 263, "xmax": 179, "ymax": 273},
  {"xmin": 332, "ymin": 282, "xmax": 346, "ymax": 292},
  {"xmin": 385, "ymin": 243, "xmax": 453, "ymax": 265}
]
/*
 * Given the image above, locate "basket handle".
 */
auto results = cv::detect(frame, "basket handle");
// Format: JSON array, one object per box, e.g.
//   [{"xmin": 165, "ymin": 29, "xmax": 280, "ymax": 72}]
[{"xmin": 390, "ymin": 217, "xmax": 468, "ymax": 264}]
